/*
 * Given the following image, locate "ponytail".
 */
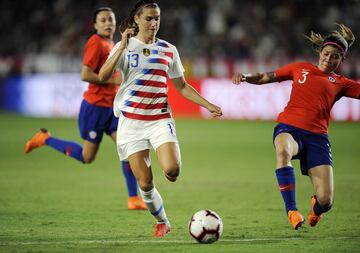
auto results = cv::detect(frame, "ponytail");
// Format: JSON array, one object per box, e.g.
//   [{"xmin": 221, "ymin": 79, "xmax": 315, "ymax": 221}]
[
  {"xmin": 335, "ymin": 23, "xmax": 355, "ymax": 48},
  {"xmin": 305, "ymin": 31, "xmax": 325, "ymax": 52},
  {"xmin": 305, "ymin": 23, "xmax": 355, "ymax": 55}
]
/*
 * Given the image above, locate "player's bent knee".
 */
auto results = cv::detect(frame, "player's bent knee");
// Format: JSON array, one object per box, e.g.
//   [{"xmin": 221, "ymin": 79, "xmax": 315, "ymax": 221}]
[
  {"xmin": 83, "ymin": 155, "xmax": 95, "ymax": 164},
  {"xmin": 164, "ymin": 166, "xmax": 180, "ymax": 182},
  {"xmin": 275, "ymin": 148, "xmax": 292, "ymax": 164},
  {"xmin": 276, "ymin": 147, "xmax": 292, "ymax": 159}
]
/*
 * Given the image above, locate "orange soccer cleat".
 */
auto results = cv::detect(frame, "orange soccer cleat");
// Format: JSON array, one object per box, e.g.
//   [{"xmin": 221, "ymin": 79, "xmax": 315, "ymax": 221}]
[
  {"xmin": 153, "ymin": 223, "xmax": 171, "ymax": 237},
  {"xmin": 25, "ymin": 128, "xmax": 51, "ymax": 154},
  {"xmin": 288, "ymin": 210, "xmax": 305, "ymax": 230},
  {"xmin": 308, "ymin": 196, "xmax": 323, "ymax": 227},
  {"xmin": 127, "ymin": 196, "xmax": 147, "ymax": 210}
]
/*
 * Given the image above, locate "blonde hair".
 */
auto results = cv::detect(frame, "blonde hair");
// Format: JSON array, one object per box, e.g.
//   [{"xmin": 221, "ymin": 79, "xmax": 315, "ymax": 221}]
[
  {"xmin": 335, "ymin": 23, "xmax": 355, "ymax": 47},
  {"xmin": 305, "ymin": 24, "xmax": 355, "ymax": 53}
]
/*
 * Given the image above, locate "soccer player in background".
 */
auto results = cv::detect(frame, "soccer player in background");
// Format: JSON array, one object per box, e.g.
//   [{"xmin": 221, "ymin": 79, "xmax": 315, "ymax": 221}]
[
  {"xmin": 99, "ymin": 0, "xmax": 222, "ymax": 237},
  {"xmin": 25, "ymin": 7, "xmax": 146, "ymax": 211},
  {"xmin": 232, "ymin": 24, "xmax": 360, "ymax": 230}
]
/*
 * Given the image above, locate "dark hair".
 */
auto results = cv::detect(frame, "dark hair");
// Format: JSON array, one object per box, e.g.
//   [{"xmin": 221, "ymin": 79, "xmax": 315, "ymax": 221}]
[
  {"xmin": 119, "ymin": 0, "xmax": 159, "ymax": 35},
  {"xmin": 87, "ymin": 7, "xmax": 115, "ymax": 39},
  {"xmin": 93, "ymin": 7, "xmax": 113, "ymax": 24}
]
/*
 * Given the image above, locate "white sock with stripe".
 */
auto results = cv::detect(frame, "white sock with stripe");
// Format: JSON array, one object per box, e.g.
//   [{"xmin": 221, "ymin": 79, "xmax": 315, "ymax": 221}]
[{"xmin": 139, "ymin": 187, "xmax": 169, "ymax": 224}]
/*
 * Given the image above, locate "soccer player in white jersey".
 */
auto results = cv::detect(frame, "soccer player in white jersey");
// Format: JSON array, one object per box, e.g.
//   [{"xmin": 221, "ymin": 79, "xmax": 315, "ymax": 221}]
[{"xmin": 99, "ymin": 0, "xmax": 222, "ymax": 237}]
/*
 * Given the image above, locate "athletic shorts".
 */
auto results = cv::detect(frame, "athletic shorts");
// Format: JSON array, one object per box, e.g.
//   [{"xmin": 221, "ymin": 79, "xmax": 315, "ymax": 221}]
[
  {"xmin": 116, "ymin": 114, "xmax": 178, "ymax": 160},
  {"xmin": 78, "ymin": 99, "xmax": 118, "ymax": 144},
  {"xmin": 273, "ymin": 123, "xmax": 332, "ymax": 175}
]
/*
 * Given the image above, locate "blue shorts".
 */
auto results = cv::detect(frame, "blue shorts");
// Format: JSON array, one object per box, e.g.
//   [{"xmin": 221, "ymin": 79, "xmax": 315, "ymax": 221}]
[
  {"xmin": 78, "ymin": 100, "xmax": 118, "ymax": 144},
  {"xmin": 273, "ymin": 123, "xmax": 332, "ymax": 175}
]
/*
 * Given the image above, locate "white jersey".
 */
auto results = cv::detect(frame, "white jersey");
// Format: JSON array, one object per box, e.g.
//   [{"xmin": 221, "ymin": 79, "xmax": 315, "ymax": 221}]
[{"xmin": 110, "ymin": 37, "xmax": 184, "ymax": 121}]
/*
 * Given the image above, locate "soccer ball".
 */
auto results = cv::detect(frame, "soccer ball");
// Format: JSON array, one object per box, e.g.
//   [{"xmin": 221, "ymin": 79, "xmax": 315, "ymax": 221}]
[{"xmin": 188, "ymin": 209, "xmax": 223, "ymax": 244}]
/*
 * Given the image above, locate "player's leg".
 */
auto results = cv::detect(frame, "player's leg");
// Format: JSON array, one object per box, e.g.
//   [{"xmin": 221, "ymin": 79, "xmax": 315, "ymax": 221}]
[
  {"xmin": 43, "ymin": 99, "xmax": 104, "ymax": 163},
  {"xmin": 76, "ymin": 99, "xmax": 105, "ymax": 163},
  {"xmin": 274, "ymin": 132, "xmax": 299, "ymax": 168},
  {"xmin": 116, "ymin": 116, "xmax": 170, "ymax": 236},
  {"xmin": 308, "ymin": 165, "xmax": 334, "ymax": 226},
  {"xmin": 274, "ymin": 129, "xmax": 304, "ymax": 229},
  {"xmin": 144, "ymin": 119, "xmax": 179, "ymax": 236},
  {"xmin": 127, "ymin": 149, "xmax": 171, "ymax": 237},
  {"xmin": 156, "ymin": 142, "xmax": 181, "ymax": 182},
  {"xmin": 25, "ymin": 100, "xmax": 103, "ymax": 163},
  {"xmin": 305, "ymin": 133, "xmax": 333, "ymax": 227},
  {"xmin": 110, "ymin": 131, "xmax": 146, "ymax": 210},
  {"xmin": 150, "ymin": 119, "xmax": 180, "ymax": 182},
  {"xmin": 81, "ymin": 140, "xmax": 99, "ymax": 163},
  {"xmin": 25, "ymin": 128, "xmax": 94, "ymax": 163}
]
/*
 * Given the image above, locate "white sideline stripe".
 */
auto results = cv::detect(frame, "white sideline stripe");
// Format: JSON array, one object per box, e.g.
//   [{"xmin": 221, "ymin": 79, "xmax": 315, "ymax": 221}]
[{"xmin": 1, "ymin": 236, "xmax": 359, "ymax": 246}]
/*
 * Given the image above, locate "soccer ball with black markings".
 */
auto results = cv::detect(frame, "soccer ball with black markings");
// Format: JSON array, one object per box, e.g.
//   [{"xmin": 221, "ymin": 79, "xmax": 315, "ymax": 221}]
[{"xmin": 188, "ymin": 209, "xmax": 223, "ymax": 244}]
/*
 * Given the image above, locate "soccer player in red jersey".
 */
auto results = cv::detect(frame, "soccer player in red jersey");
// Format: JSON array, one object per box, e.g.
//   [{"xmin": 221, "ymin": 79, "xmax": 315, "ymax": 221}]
[
  {"xmin": 99, "ymin": 0, "xmax": 222, "ymax": 237},
  {"xmin": 25, "ymin": 7, "xmax": 146, "ymax": 211},
  {"xmin": 232, "ymin": 24, "xmax": 359, "ymax": 229}
]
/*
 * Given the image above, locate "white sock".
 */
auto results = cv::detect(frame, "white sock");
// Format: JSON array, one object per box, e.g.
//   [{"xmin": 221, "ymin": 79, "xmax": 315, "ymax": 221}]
[{"xmin": 139, "ymin": 187, "xmax": 169, "ymax": 224}]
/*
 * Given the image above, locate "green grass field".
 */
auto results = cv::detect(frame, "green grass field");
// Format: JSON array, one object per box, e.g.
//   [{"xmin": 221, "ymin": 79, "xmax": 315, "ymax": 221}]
[{"xmin": 0, "ymin": 112, "xmax": 359, "ymax": 252}]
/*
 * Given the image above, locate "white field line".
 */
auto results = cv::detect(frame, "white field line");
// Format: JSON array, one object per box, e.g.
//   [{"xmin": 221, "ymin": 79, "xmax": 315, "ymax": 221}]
[{"xmin": 0, "ymin": 236, "xmax": 359, "ymax": 246}]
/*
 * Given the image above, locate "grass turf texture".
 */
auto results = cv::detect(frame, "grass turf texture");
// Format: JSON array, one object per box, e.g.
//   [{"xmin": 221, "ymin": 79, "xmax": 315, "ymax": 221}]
[{"xmin": 0, "ymin": 112, "xmax": 359, "ymax": 252}]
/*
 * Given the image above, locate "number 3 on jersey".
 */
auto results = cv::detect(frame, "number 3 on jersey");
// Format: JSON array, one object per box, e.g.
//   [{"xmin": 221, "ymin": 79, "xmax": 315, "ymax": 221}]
[
  {"xmin": 127, "ymin": 53, "xmax": 139, "ymax": 68},
  {"xmin": 298, "ymin": 70, "xmax": 309, "ymax": 84}
]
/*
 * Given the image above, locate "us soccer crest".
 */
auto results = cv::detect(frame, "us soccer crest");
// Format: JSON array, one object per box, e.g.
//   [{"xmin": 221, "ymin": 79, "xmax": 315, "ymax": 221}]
[{"xmin": 143, "ymin": 48, "xmax": 150, "ymax": 56}]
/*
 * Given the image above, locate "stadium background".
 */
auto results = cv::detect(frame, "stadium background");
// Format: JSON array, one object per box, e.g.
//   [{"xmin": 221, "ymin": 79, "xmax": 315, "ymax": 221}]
[
  {"xmin": 1, "ymin": 1, "xmax": 360, "ymax": 252},
  {"xmin": 0, "ymin": 0, "xmax": 359, "ymax": 120}
]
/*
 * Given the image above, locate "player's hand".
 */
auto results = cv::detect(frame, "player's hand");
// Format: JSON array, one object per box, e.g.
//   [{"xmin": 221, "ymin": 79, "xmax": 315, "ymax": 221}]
[
  {"xmin": 207, "ymin": 103, "xmax": 223, "ymax": 118},
  {"xmin": 232, "ymin": 73, "xmax": 246, "ymax": 85},
  {"xmin": 119, "ymin": 28, "xmax": 135, "ymax": 50}
]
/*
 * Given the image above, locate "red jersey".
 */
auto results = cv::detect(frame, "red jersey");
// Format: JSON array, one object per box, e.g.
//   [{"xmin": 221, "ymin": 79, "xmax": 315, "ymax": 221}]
[
  {"xmin": 275, "ymin": 62, "xmax": 360, "ymax": 134},
  {"xmin": 83, "ymin": 34, "xmax": 118, "ymax": 107}
]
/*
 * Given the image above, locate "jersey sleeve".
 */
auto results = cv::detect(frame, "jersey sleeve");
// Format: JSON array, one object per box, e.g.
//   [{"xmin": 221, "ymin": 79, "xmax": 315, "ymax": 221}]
[
  {"xmin": 275, "ymin": 62, "xmax": 297, "ymax": 82},
  {"xmin": 168, "ymin": 46, "xmax": 185, "ymax": 79},
  {"xmin": 342, "ymin": 78, "xmax": 360, "ymax": 99},
  {"xmin": 83, "ymin": 36, "xmax": 101, "ymax": 71}
]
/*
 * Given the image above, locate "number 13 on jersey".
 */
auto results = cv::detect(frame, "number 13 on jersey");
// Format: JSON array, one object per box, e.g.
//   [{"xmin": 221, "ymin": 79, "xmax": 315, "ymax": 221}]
[{"xmin": 127, "ymin": 53, "xmax": 139, "ymax": 68}]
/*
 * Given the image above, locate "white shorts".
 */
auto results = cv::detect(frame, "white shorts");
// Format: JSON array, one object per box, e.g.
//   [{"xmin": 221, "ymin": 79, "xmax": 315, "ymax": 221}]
[{"xmin": 116, "ymin": 115, "xmax": 179, "ymax": 160}]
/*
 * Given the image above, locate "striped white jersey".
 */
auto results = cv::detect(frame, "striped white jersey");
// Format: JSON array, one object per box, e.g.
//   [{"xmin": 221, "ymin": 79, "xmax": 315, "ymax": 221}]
[{"xmin": 110, "ymin": 37, "xmax": 184, "ymax": 120}]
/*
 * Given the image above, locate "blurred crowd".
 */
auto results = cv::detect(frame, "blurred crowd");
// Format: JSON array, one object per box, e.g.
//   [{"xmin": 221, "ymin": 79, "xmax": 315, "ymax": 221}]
[{"xmin": 0, "ymin": 0, "xmax": 359, "ymax": 78}]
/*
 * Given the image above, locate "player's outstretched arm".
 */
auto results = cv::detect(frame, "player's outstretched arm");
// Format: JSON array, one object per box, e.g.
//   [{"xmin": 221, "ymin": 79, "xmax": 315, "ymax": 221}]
[
  {"xmin": 232, "ymin": 72, "xmax": 277, "ymax": 85},
  {"xmin": 172, "ymin": 76, "xmax": 222, "ymax": 117}
]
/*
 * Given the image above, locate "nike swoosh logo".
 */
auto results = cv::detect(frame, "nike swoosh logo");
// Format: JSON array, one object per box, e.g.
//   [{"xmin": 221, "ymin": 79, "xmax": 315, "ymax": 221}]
[
  {"xmin": 279, "ymin": 186, "xmax": 290, "ymax": 191},
  {"xmin": 279, "ymin": 184, "xmax": 294, "ymax": 191}
]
